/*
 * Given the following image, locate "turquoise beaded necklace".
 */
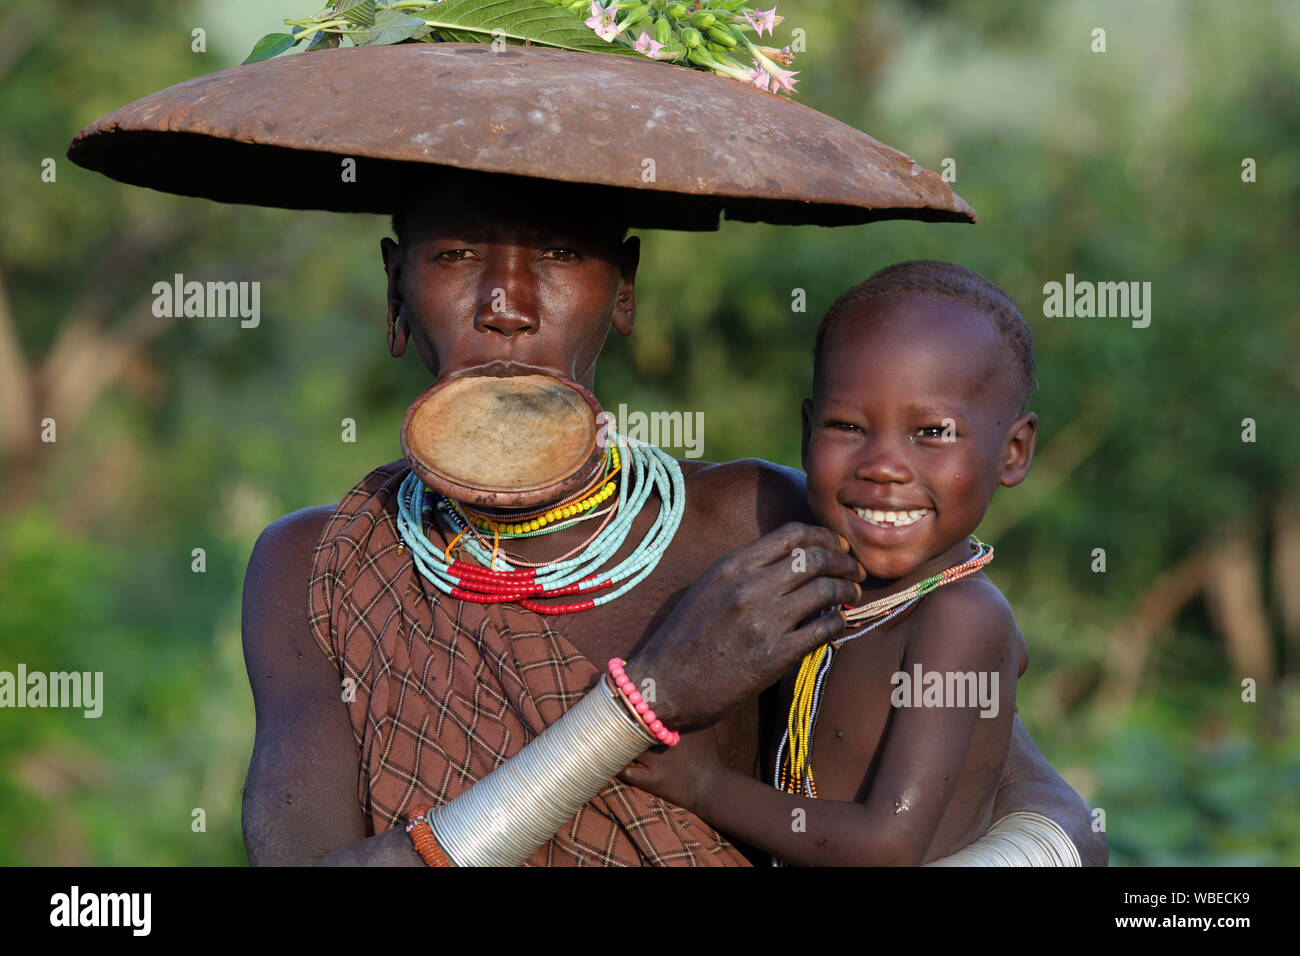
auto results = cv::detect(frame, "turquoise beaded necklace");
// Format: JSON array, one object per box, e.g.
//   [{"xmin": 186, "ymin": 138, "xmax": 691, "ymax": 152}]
[{"xmin": 395, "ymin": 426, "xmax": 685, "ymax": 614}]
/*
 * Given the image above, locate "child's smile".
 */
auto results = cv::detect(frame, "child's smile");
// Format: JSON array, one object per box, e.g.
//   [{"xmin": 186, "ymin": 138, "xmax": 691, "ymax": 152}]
[
  {"xmin": 850, "ymin": 505, "xmax": 931, "ymax": 528},
  {"xmin": 845, "ymin": 502, "xmax": 934, "ymax": 550}
]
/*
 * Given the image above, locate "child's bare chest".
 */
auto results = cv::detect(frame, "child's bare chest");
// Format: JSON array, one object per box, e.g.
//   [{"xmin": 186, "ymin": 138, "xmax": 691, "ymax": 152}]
[{"xmin": 780, "ymin": 618, "xmax": 914, "ymax": 803}]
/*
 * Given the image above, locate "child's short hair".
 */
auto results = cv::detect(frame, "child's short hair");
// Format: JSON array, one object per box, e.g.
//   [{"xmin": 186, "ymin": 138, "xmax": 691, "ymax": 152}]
[{"xmin": 813, "ymin": 260, "xmax": 1038, "ymax": 412}]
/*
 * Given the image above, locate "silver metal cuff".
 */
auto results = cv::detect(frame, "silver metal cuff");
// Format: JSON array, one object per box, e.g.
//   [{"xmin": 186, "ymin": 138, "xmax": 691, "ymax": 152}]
[
  {"xmin": 924, "ymin": 810, "xmax": 1082, "ymax": 867},
  {"xmin": 428, "ymin": 678, "xmax": 655, "ymax": 866}
]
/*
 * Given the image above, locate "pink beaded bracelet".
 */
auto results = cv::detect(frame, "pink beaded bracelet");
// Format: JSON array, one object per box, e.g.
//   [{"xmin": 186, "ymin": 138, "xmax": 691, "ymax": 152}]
[{"xmin": 608, "ymin": 658, "xmax": 680, "ymax": 747}]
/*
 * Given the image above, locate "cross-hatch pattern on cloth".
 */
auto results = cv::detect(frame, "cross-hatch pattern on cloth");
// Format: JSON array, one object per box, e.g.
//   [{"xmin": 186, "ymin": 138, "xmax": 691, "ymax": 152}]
[{"xmin": 306, "ymin": 460, "xmax": 748, "ymax": 866}]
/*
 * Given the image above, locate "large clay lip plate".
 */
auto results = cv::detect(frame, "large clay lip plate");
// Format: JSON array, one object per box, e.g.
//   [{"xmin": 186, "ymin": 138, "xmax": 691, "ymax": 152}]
[{"xmin": 401, "ymin": 372, "xmax": 603, "ymax": 509}]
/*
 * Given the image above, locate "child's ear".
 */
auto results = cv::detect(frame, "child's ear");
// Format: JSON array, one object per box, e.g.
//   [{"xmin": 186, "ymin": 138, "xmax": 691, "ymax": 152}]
[
  {"xmin": 800, "ymin": 398, "xmax": 814, "ymax": 472},
  {"xmin": 999, "ymin": 411, "xmax": 1038, "ymax": 488}
]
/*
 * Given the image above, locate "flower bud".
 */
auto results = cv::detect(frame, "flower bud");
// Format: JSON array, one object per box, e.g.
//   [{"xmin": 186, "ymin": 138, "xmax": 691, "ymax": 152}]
[
  {"xmin": 690, "ymin": 10, "xmax": 717, "ymax": 28},
  {"xmin": 706, "ymin": 26, "xmax": 739, "ymax": 47},
  {"xmin": 681, "ymin": 26, "xmax": 703, "ymax": 48},
  {"xmin": 686, "ymin": 48, "xmax": 715, "ymax": 69},
  {"xmin": 662, "ymin": 39, "xmax": 687, "ymax": 61},
  {"xmin": 655, "ymin": 16, "xmax": 672, "ymax": 45}
]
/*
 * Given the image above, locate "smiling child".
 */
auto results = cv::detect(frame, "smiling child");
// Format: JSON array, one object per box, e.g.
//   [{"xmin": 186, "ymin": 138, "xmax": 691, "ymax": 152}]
[{"xmin": 623, "ymin": 260, "xmax": 1041, "ymax": 865}]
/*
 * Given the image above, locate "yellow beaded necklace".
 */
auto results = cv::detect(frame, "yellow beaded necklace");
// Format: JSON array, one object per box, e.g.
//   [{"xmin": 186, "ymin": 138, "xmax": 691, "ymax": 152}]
[
  {"xmin": 776, "ymin": 537, "xmax": 994, "ymax": 799},
  {"xmin": 460, "ymin": 444, "xmax": 621, "ymax": 536}
]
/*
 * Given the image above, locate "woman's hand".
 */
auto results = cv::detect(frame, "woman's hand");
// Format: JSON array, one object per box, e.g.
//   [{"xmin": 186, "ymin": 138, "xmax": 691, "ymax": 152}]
[
  {"xmin": 625, "ymin": 522, "xmax": 863, "ymax": 729},
  {"xmin": 619, "ymin": 725, "xmax": 728, "ymax": 813}
]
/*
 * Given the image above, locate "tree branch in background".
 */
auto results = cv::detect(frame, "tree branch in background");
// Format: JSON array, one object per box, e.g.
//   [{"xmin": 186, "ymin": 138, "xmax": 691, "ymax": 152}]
[
  {"xmin": 0, "ymin": 271, "xmax": 36, "ymax": 465},
  {"xmin": 1097, "ymin": 482, "xmax": 1300, "ymax": 709},
  {"xmin": 1204, "ymin": 527, "xmax": 1275, "ymax": 686},
  {"xmin": 1272, "ymin": 493, "xmax": 1300, "ymax": 677}
]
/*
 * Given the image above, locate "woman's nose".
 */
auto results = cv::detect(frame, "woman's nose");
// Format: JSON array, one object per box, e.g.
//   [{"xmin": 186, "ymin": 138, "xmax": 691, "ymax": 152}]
[
  {"xmin": 475, "ymin": 305, "xmax": 536, "ymax": 336},
  {"xmin": 473, "ymin": 255, "xmax": 539, "ymax": 337}
]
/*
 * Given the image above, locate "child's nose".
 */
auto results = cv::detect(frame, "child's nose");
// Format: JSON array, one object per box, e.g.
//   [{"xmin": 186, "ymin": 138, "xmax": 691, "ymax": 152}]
[{"xmin": 853, "ymin": 438, "xmax": 913, "ymax": 484}]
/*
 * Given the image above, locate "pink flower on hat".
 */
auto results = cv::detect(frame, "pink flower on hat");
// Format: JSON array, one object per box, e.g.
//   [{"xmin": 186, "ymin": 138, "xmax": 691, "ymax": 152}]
[
  {"xmin": 766, "ymin": 63, "xmax": 799, "ymax": 93},
  {"xmin": 586, "ymin": 2, "xmax": 622, "ymax": 42},
  {"xmin": 745, "ymin": 7, "xmax": 778, "ymax": 38},
  {"xmin": 633, "ymin": 29, "xmax": 666, "ymax": 57}
]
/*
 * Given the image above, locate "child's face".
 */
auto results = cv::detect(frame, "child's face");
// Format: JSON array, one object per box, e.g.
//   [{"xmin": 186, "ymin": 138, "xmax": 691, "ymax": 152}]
[{"xmin": 801, "ymin": 293, "xmax": 1036, "ymax": 584}]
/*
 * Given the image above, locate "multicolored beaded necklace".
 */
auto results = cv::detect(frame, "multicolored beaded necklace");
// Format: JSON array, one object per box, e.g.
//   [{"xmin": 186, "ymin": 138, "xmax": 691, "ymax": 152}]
[
  {"xmin": 454, "ymin": 442, "xmax": 623, "ymax": 538},
  {"xmin": 395, "ymin": 426, "xmax": 685, "ymax": 615},
  {"xmin": 774, "ymin": 536, "xmax": 994, "ymax": 800}
]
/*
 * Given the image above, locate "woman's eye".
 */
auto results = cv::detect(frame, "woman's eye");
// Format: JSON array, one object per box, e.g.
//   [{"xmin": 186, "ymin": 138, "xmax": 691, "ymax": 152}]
[{"xmin": 436, "ymin": 249, "xmax": 477, "ymax": 262}]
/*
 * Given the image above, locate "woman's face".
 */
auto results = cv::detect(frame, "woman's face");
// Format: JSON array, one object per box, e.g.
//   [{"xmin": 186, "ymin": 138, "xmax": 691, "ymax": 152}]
[{"xmin": 380, "ymin": 178, "xmax": 640, "ymax": 390}]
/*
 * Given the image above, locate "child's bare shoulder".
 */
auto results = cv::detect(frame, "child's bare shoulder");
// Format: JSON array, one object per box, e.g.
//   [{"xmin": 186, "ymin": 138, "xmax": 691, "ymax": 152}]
[{"xmin": 898, "ymin": 574, "xmax": 1022, "ymax": 668}]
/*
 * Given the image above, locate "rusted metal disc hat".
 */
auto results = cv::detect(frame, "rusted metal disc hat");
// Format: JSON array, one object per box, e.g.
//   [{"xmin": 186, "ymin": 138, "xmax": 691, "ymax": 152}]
[
  {"xmin": 67, "ymin": 43, "xmax": 974, "ymax": 231},
  {"xmin": 68, "ymin": 41, "xmax": 975, "ymax": 507}
]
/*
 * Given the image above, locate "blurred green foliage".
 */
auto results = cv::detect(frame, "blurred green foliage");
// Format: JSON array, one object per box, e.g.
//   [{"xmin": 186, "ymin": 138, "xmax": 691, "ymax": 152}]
[{"xmin": 1, "ymin": 0, "xmax": 1297, "ymax": 864}]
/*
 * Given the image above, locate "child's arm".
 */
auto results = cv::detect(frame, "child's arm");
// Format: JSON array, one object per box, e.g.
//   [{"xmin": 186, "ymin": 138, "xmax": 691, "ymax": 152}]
[{"xmin": 622, "ymin": 584, "xmax": 1018, "ymax": 865}]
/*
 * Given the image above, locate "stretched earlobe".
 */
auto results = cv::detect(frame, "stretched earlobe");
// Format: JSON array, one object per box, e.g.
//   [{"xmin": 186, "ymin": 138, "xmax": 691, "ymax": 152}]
[
  {"xmin": 380, "ymin": 235, "xmax": 408, "ymax": 357},
  {"xmin": 613, "ymin": 236, "xmax": 640, "ymax": 337},
  {"xmin": 613, "ymin": 292, "xmax": 636, "ymax": 337},
  {"xmin": 388, "ymin": 308, "xmax": 409, "ymax": 358}
]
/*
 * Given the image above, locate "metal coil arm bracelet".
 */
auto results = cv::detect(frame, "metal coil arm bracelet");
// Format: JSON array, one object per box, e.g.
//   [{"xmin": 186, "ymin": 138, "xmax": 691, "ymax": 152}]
[
  {"xmin": 925, "ymin": 811, "xmax": 1082, "ymax": 867},
  {"xmin": 422, "ymin": 682, "xmax": 1083, "ymax": 867},
  {"xmin": 427, "ymin": 676, "xmax": 656, "ymax": 867}
]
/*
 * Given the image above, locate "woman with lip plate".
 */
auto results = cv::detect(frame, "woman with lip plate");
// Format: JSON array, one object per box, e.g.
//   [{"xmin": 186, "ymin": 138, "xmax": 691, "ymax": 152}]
[{"xmin": 67, "ymin": 21, "xmax": 1103, "ymax": 867}]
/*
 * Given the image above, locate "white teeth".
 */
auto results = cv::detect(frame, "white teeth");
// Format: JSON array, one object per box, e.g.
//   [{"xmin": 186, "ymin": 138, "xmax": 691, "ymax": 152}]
[{"xmin": 854, "ymin": 507, "xmax": 930, "ymax": 528}]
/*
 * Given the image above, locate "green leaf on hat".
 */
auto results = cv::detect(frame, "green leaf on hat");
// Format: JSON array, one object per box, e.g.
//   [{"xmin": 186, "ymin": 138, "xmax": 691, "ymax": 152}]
[
  {"xmin": 413, "ymin": 0, "xmax": 640, "ymax": 55},
  {"xmin": 333, "ymin": 0, "xmax": 378, "ymax": 28},
  {"xmin": 242, "ymin": 33, "xmax": 296, "ymax": 64},
  {"xmin": 349, "ymin": 9, "xmax": 430, "ymax": 46}
]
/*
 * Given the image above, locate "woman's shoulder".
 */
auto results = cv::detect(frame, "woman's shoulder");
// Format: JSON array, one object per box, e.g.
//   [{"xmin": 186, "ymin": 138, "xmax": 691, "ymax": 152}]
[{"xmin": 682, "ymin": 457, "xmax": 815, "ymax": 541}]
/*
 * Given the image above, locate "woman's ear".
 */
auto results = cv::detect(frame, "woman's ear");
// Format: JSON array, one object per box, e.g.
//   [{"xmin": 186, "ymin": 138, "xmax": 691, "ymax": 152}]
[
  {"xmin": 380, "ymin": 236, "xmax": 409, "ymax": 357},
  {"xmin": 999, "ymin": 411, "xmax": 1038, "ymax": 488},
  {"xmin": 612, "ymin": 235, "xmax": 640, "ymax": 337}
]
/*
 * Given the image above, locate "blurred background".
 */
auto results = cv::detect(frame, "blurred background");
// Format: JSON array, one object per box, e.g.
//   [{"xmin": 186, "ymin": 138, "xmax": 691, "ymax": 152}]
[{"xmin": 1, "ymin": 0, "xmax": 1297, "ymax": 865}]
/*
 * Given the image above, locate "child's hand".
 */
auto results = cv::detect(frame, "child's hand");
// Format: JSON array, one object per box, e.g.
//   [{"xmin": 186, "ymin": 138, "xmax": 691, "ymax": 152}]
[{"xmin": 619, "ymin": 725, "xmax": 726, "ymax": 812}]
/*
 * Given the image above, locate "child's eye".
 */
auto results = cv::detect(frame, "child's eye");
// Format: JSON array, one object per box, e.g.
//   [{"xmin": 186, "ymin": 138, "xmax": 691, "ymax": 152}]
[
  {"xmin": 540, "ymin": 248, "xmax": 578, "ymax": 261},
  {"xmin": 826, "ymin": 421, "xmax": 861, "ymax": 433},
  {"xmin": 915, "ymin": 425, "xmax": 951, "ymax": 439}
]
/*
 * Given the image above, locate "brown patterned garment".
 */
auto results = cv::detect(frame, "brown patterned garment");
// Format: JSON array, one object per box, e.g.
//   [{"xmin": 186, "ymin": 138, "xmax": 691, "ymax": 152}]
[{"xmin": 307, "ymin": 460, "xmax": 750, "ymax": 866}]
